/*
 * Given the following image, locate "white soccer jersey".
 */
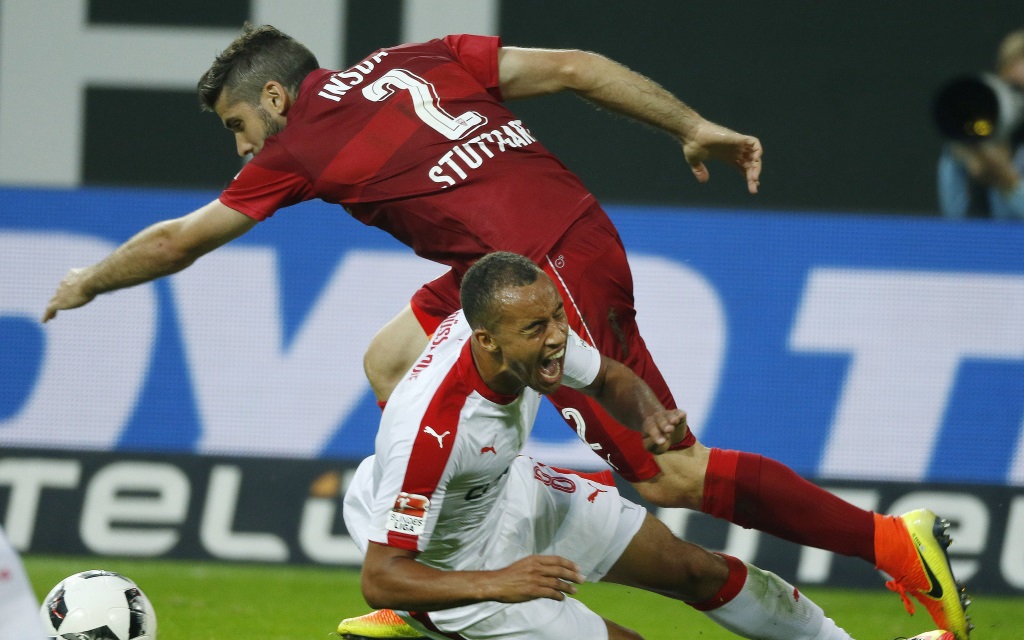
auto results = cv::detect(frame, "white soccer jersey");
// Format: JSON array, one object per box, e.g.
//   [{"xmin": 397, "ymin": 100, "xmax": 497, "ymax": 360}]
[{"xmin": 345, "ymin": 310, "xmax": 601, "ymax": 571}]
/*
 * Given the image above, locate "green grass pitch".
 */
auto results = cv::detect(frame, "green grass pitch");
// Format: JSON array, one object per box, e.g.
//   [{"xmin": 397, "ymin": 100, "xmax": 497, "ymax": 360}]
[{"xmin": 25, "ymin": 555, "xmax": 1024, "ymax": 639}]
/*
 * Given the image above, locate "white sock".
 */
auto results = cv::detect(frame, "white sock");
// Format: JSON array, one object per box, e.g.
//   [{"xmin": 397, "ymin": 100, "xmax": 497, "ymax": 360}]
[
  {"xmin": 699, "ymin": 559, "xmax": 852, "ymax": 640},
  {"xmin": 0, "ymin": 525, "xmax": 48, "ymax": 640}
]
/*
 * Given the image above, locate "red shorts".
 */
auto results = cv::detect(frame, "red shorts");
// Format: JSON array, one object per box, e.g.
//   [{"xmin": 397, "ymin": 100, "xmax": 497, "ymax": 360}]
[{"xmin": 410, "ymin": 204, "xmax": 694, "ymax": 482}]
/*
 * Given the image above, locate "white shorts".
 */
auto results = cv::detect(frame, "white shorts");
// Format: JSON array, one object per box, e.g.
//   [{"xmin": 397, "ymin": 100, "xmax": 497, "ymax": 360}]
[{"xmin": 392, "ymin": 456, "xmax": 646, "ymax": 640}]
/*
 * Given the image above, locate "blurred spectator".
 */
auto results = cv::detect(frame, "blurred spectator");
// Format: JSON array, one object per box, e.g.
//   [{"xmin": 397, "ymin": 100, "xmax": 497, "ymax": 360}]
[{"xmin": 937, "ymin": 29, "xmax": 1024, "ymax": 219}]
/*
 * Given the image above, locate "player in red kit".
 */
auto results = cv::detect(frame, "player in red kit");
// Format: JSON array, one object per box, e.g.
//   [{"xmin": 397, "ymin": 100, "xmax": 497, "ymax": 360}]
[{"xmin": 42, "ymin": 24, "xmax": 969, "ymax": 640}]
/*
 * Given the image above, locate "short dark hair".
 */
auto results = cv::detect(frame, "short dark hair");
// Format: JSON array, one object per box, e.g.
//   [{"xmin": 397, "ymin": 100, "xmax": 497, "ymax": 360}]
[
  {"xmin": 460, "ymin": 252, "xmax": 542, "ymax": 330},
  {"xmin": 197, "ymin": 23, "xmax": 319, "ymax": 111}
]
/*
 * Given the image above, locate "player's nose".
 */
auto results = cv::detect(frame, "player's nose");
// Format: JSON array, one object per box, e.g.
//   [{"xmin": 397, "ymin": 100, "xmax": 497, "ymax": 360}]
[
  {"xmin": 547, "ymin": 321, "xmax": 567, "ymax": 345},
  {"xmin": 235, "ymin": 135, "xmax": 254, "ymax": 157}
]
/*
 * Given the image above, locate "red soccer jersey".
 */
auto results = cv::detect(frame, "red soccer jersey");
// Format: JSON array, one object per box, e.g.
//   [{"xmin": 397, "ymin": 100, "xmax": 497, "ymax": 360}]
[{"xmin": 219, "ymin": 34, "xmax": 596, "ymax": 269}]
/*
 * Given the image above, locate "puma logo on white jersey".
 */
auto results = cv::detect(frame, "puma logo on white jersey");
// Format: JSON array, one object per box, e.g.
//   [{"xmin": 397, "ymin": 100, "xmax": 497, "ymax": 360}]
[{"xmin": 423, "ymin": 426, "xmax": 451, "ymax": 448}]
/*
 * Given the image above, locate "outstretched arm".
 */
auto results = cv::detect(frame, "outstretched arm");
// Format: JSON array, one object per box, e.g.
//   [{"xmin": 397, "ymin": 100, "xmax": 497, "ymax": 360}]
[
  {"xmin": 497, "ymin": 46, "xmax": 762, "ymax": 193},
  {"xmin": 581, "ymin": 356, "xmax": 687, "ymax": 454},
  {"xmin": 42, "ymin": 199, "xmax": 256, "ymax": 322},
  {"xmin": 361, "ymin": 542, "xmax": 583, "ymax": 611}
]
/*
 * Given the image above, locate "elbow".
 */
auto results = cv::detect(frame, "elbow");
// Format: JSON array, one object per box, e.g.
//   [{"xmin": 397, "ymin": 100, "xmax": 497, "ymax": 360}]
[
  {"xmin": 361, "ymin": 573, "xmax": 398, "ymax": 611},
  {"xmin": 560, "ymin": 50, "xmax": 610, "ymax": 92},
  {"xmin": 152, "ymin": 220, "xmax": 202, "ymax": 271},
  {"xmin": 362, "ymin": 590, "xmax": 390, "ymax": 611}
]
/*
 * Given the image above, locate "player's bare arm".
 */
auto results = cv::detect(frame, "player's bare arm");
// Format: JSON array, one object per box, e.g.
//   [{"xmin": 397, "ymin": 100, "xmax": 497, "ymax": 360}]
[
  {"xmin": 497, "ymin": 46, "xmax": 763, "ymax": 194},
  {"xmin": 581, "ymin": 356, "xmax": 686, "ymax": 454},
  {"xmin": 361, "ymin": 543, "xmax": 583, "ymax": 611},
  {"xmin": 42, "ymin": 200, "xmax": 256, "ymax": 323}
]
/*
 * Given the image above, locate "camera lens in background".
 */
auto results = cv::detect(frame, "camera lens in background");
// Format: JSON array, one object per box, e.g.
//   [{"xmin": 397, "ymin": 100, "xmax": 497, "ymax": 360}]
[{"xmin": 932, "ymin": 74, "xmax": 1024, "ymax": 142}]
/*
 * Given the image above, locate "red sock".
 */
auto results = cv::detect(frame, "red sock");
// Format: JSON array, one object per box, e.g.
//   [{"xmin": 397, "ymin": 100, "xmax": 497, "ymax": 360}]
[
  {"xmin": 702, "ymin": 448, "xmax": 876, "ymax": 562},
  {"xmin": 688, "ymin": 553, "xmax": 748, "ymax": 611}
]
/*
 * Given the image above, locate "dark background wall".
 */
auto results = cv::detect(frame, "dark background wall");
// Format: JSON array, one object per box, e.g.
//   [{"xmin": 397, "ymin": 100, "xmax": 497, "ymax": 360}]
[
  {"xmin": 61, "ymin": 1, "xmax": 1024, "ymax": 214},
  {"xmin": 497, "ymin": 2, "xmax": 1024, "ymax": 215}
]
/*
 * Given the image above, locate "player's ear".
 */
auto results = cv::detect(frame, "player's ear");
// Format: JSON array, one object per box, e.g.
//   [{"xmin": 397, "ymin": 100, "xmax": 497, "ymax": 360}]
[
  {"xmin": 474, "ymin": 328, "xmax": 499, "ymax": 352},
  {"xmin": 262, "ymin": 80, "xmax": 292, "ymax": 116}
]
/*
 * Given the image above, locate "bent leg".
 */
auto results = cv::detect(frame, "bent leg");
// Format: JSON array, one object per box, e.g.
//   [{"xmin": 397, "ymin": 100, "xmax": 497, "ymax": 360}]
[
  {"xmin": 602, "ymin": 512, "xmax": 728, "ymax": 602},
  {"xmin": 624, "ymin": 435, "xmax": 879, "ymax": 567},
  {"xmin": 545, "ymin": 205, "xmax": 949, "ymax": 631},
  {"xmin": 603, "ymin": 514, "xmax": 852, "ymax": 640},
  {"xmin": 544, "ymin": 211, "xmax": 879, "ymax": 563},
  {"xmin": 363, "ymin": 304, "xmax": 430, "ymax": 402}
]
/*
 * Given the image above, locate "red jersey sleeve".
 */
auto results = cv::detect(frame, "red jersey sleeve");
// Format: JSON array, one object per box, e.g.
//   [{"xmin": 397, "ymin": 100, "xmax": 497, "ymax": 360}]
[
  {"xmin": 219, "ymin": 145, "xmax": 315, "ymax": 221},
  {"xmin": 441, "ymin": 34, "xmax": 503, "ymax": 101}
]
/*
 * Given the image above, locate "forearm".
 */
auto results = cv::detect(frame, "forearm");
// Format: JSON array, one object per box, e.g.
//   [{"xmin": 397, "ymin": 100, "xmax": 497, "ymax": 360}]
[
  {"xmin": 582, "ymin": 358, "xmax": 682, "ymax": 451},
  {"xmin": 500, "ymin": 48, "xmax": 703, "ymax": 140},
  {"xmin": 81, "ymin": 219, "xmax": 197, "ymax": 296},
  {"xmin": 363, "ymin": 545, "xmax": 581, "ymax": 611},
  {"xmin": 43, "ymin": 200, "xmax": 254, "ymax": 323},
  {"xmin": 362, "ymin": 554, "xmax": 498, "ymax": 611},
  {"xmin": 565, "ymin": 50, "xmax": 703, "ymax": 140},
  {"xmin": 589, "ymin": 359, "xmax": 665, "ymax": 432}
]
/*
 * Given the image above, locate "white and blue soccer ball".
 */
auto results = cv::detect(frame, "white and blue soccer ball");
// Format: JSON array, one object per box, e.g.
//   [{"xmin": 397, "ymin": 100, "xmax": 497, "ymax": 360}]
[{"xmin": 40, "ymin": 570, "xmax": 157, "ymax": 640}]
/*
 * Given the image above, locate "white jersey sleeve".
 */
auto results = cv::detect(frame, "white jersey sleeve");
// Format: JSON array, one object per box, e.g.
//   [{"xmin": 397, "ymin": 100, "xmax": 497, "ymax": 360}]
[{"xmin": 561, "ymin": 327, "xmax": 601, "ymax": 389}]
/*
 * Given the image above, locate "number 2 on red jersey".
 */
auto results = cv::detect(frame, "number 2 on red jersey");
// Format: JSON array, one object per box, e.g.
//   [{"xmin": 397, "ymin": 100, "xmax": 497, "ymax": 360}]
[{"xmin": 362, "ymin": 69, "xmax": 488, "ymax": 141}]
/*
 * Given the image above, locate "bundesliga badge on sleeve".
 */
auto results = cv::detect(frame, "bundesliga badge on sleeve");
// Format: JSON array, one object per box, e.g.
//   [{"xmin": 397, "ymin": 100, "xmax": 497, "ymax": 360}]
[{"xmin": 387, "ymin": 492, "xmax": 430, "ymax": 536}]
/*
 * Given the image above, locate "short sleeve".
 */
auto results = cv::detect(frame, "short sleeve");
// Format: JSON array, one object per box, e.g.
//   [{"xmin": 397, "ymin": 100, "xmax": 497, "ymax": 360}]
[
  {"xmin": 367, "ymin": 448, "xmax": 449, "ymax": 553},
  {"xmin": 441, "ymin": 34, "xmax": 503, "ymax": 100},
  {"xmin": 219, "ymin": 147, "xmax": 315, "ymax": 221},
  {"xmin": 562, "ymin": 328, "xmax": 601, "ymax": 389}
]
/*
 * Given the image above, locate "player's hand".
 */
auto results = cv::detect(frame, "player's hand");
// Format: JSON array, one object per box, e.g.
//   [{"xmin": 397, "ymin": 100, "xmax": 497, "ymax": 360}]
[
  {"xmin": 680, "ymin": 120, "xmax": 763, "ymax": 194},
  {"xmin": 488, "ymin": 555, "xmax": 583, "ymax": 603},
  {"xmin": 951, "ymin": 141, "xmax": 1019, "ymax": 191},
  {"xmin": 642, "ymin": 408, "xmax": 687, "ymax": 454},
  {"xmin": 42, "ymin": 267, "xmax": 95, "ymax": 323}
]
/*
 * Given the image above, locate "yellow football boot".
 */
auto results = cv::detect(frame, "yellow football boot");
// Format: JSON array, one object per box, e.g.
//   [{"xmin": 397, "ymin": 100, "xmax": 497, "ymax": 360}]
[
  {"xmin": 881, "ymin": 509, "xmax": 972, "ymax": 640},
  {"xmin": 337, "ymin": 609, "xmax": 423, "ymax": 639}
]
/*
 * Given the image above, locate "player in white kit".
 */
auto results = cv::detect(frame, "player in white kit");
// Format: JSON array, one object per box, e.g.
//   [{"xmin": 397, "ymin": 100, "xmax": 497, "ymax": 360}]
[
  {"xmin": 344, "ymin": 252, "xmax": 905, "ymax": 640},
  {"xmin": 0, "ymin": 524, "xmax": 48, "ymax": 640}
]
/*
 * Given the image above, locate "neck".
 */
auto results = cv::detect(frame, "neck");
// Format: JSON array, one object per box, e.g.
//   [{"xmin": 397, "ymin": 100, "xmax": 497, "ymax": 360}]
[{"xmin": 470, "ymin": 342, "xmax": 523, "ymax": 396}]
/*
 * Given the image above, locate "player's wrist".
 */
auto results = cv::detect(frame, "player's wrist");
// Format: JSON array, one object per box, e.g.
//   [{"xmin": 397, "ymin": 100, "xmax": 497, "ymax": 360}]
[{"xmin": 466, "ymin": 570, "xmax": 501, "ymax": 603}]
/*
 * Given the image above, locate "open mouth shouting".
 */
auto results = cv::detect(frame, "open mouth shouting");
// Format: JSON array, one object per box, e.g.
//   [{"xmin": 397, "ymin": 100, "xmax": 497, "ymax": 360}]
[{"xmin": 537, "ymin": 346, "xmax": 566, "ymax": 388}]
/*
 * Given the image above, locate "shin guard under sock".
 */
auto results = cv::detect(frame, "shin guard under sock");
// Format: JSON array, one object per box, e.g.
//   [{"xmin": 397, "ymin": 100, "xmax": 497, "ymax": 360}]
[
  {"xmin": 702, "ymin": 448, "xmax": 876, "ymax": 562},
  {"xmin": 691, "ymin": 555, "xmax": 851, "ymax": 640}
]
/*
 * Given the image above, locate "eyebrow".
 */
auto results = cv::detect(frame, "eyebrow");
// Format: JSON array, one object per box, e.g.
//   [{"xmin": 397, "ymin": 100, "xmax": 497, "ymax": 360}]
[{"xmin": 520, "ymin": 302, "xmax": 564, "ymax": 332}]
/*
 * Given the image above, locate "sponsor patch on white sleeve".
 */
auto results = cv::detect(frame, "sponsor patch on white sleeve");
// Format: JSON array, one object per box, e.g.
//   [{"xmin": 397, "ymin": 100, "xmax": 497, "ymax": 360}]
[{"xmin": 386, "ymin": 492, "xmax": 430, "ymax": 536}]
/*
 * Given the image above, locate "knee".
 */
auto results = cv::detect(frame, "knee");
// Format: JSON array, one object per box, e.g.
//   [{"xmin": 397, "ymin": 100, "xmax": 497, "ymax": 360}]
[{"xmin": 665, "ymin": 548, "xmax": 729, "ymax": 602}]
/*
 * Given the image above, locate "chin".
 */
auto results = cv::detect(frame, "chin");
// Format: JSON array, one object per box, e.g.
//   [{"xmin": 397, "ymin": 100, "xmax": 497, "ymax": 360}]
[{"xmin": 532, "ymin": 377, "xmax": 562, "ymax": 394}]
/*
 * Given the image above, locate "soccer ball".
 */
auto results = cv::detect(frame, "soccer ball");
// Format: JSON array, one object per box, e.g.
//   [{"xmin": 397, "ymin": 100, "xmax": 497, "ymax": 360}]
[{"xmin": 40, "ymin": 570, "xmax": 157, "ymax": 640}]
